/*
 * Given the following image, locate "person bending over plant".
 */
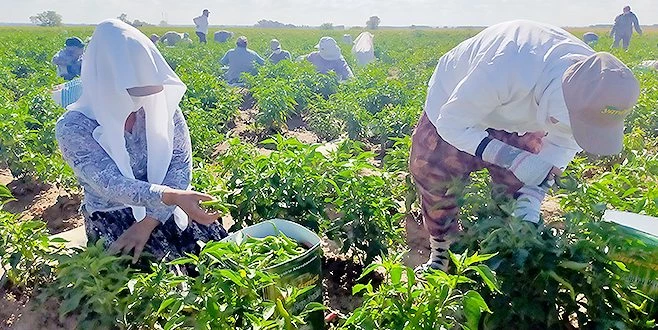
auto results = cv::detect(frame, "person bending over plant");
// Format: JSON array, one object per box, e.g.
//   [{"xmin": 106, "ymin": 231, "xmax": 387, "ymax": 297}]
[
  {"xmin": 55, "ymin": 19, "xmax": 227, "ymax": 264},
  {"xmin": 410, "ymin": 19, "xmax": 640, "ymax": 271}
]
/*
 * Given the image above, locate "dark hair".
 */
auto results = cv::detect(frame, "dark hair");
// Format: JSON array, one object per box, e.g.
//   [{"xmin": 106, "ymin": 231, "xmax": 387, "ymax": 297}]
[{"xmin": 65, "ymin": 37, "xmax": 84, "ymax": 48}]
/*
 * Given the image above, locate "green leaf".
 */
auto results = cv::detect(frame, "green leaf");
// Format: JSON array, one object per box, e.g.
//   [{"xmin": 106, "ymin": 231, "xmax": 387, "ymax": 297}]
[
  {"xmin": 59, "ymin": 290, "xmax": 84, "ymax": 316},
  {"xmin": 467, "ymin": 265, "xmax": 500, "ymax": 293},
  {"xmin": 0, "ymin": 185, "xmax": 14, "ymax": 204},
  {"xmin": 390, "ymin": 265, "xmax": 403, "ymax": 285},
  {"xmin": 168, "ymin": 257, "xmax": 197, "ymax": 265},
  {"xmin": 558, "ymin": 261, "xmax": 589, "ymax": 271},
  {"xmin": 158, "ymin": 298, "xmax": 177, "ymax": 314},
  {"xmin": 613, "ymin": 260, "xmax": 630, "ymax": 272},
  {"xmin": 464, "ymin": 252, "xmax": 497, "ymax": 267},
  {"xmin": 163, "ymin": 316, "xmax": 185, "ymax": 330},
  {"xmin": 357, "ymin": 263, "xmax": 381, "ymax": 281},
  {"xmin": 546, "ymin": 271, "xmax": 576, "ymax": 301},
  {"xmin": 263, "ymin": 302, "xmax": 276, "ymax": 320},
  {"xmin": 218, "ymin": 269, "xmax": 247, "ymax": 287},
  {"xmin": 303, "ymin": 302, "xmax": 326, "ymax": 313},
  {"xmin": 463, "ymin": 290, "xmax": 491, "ymax": 330},
  {"xmin": 352, "ymin": 282, "xmax": 372, "ymax": 295}
]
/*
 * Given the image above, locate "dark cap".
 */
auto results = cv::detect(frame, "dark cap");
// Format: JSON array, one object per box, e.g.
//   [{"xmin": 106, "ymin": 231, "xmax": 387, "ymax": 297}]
[
  {"xmin": 203, "ymin": 9, "xmax": 210, "ymax": 13},
  {"xmin": 65, "ymin": 37, "xmax": 84, "ymax": 48}
]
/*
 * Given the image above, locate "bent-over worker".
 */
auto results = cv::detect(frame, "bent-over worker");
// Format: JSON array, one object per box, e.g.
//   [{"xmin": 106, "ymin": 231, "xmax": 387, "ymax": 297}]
[{"xmin": 410, "ymin": 20, "xmax": 640, "ymax": 271}]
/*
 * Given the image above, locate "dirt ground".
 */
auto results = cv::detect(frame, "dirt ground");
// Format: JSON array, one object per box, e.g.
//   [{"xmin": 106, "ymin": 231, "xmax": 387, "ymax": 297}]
[
  {"xmin": 0, "ymin": 288, "xmax": 76, "ymax": 330},
  {"xmin": 0, "ymin": 168, "xmax": 83, "ymax": 235}
]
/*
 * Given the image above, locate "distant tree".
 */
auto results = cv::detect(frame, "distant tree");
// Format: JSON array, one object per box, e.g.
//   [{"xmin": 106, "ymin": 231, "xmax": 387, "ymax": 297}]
[
  {"xmin": 132, "ymin": 19, "xmax": 153, "ymax": 27},
  {"xmin": 366, "ymin": 16, "xmax": 381, "ymax": 29},
  {"xmin": 29, "ymin": 11, "xmax": 62, "ymax": 27},
  {"xmin": 320, "ymin": 22, "xmax": 334, "ymax": 30},
  {"xmin": 159, "ymin": 20, "xmax": 168, "ymax": 27},
  {"xmin": 255, "ymin": 19, "xmax": 296, "ymax": 28},
  {"xmin": 117, "ymin": 14, "xmax": 151, "ymax": 27},
  {"xmin": 118, "ymin": 13, "xmax": 130, "ymax": 24}
]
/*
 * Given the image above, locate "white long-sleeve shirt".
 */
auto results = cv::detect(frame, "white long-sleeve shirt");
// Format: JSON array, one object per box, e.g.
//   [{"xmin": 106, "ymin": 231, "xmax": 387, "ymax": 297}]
[
  {"xmin": 193, "ymin": 15, "xmax": 209, "ymax": 34},
  {"xmin": 425, "ymin": 20, "xmax": 594, "ymax": 170}
]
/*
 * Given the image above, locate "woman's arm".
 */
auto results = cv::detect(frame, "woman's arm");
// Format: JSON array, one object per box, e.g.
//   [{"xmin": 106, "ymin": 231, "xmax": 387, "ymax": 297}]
[{"xmin": 55, "ymin": 113, "xmax": 171, "ymax": 214}]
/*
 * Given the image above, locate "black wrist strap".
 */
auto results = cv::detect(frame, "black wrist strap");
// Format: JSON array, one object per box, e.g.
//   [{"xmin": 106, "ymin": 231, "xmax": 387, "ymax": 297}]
[{"xmin": 475, "ymin": 137, "xmax": 493, "ymax": 159}]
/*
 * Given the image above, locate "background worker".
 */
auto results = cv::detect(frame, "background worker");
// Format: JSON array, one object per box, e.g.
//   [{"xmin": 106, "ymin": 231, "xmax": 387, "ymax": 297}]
[
  {"xmin": 193, "ymin": 9, "xmax": 210, "ymax": 44},
  {"xmin": 220, "ymin": 36, "xmax": 265, "ymax": 84},
  {"xmin": 610, "ymin": 6, "xmax": 642, "ymax": 50},
  {"xmin": 268, "ymin": 39, "xmax": 292, "ymax": 64},
  {"xmin": 52, "ymin": 37, "xmax": 85, "ymax": 81},
  {"xmin": 305, "ymin": 36, "xmax": 354, "ymax": 81}
]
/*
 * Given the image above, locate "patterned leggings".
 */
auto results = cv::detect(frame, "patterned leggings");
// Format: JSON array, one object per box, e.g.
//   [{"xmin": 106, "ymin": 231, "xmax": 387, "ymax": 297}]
[
  {"xmin": 409, "ymin": 113, "xmax": 544, "ymax": 238},
  {"xmin": 83, "ymin": 207, "xmax": 228, "ymax": 261}
]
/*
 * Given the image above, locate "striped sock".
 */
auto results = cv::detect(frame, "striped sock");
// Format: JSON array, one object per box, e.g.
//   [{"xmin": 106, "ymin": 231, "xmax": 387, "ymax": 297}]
[{"xmin": 427, "ymin": 235, "xmax": 452, "ymax": 271}]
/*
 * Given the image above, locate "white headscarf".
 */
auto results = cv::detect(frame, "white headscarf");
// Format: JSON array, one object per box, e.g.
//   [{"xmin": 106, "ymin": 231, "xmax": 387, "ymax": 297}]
[
  {"xmin": 67, "ymin": 19, "xmax": 189, "ymax": 227},
  {"xmin": 352, "ymin": 32, "xmax": 375, "ymax": 66}
]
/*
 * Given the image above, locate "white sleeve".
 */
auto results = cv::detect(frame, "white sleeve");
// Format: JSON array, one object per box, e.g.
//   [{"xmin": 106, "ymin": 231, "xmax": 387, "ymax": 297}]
[
  {"xmin": 537, "ymin": 134, "xmax": 581, "ymax": 170},
  {"xmin": 434, "ymin": 60, "xmax": 511, "ymax": 156}
]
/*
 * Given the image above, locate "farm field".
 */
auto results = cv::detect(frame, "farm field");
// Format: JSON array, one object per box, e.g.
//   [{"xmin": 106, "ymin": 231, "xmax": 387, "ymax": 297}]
[{"xmin": 1, "ymin": 25, "xmax": 658, "ymax": 329}]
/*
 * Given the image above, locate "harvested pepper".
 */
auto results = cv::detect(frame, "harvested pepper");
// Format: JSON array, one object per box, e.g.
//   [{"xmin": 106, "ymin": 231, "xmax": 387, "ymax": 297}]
[{"xmin": 230, "ymin": 226, "xmax": 307, "ymax": 269}]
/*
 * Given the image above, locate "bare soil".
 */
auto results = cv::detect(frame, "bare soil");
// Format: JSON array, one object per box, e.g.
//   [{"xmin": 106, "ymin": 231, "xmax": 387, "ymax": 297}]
[
  {"xmin": 0, "ymin": 169, "xmax": 83, "ymax": 235},
  {"xmin": 404, "ymin": 212, "xmax": 431, "ymax": 269},
  {"xmin": 0, "ymin": 289, "xmax": 75, "ymax": 330},
  {"xmin": 321, "ymin": 239, "xmax": 382, "ymax": 318}
]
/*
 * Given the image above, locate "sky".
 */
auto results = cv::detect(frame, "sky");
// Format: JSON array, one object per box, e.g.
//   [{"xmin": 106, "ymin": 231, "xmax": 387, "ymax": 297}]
[{"xmin": 3, "ymin": 0, "xmax": 657, "ymax": 27}]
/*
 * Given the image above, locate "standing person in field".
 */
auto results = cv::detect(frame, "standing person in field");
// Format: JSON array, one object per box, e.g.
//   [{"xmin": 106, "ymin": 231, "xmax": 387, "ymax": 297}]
[
  {"xmin": 268, "ymin": 39, "xmax": 291, "ymax": 64},
  {"xmin": 52, "ymin": 37, "xmax": 85, "ymax": 81},
  {"xmin": 220, "ymin": 36, "xmax": 265, "ymax": 84},
  {"xmin": 305, "ymin": 36, "xmax": 354, "ymax": 81},
  {"xmin": 410, "ymin": 20, "xmax": 640, "ymax": 271},
  {"xmin": 55, "ymin": 19, "xmax": 227, "ymax": 263},
  {"xmin": 193, "ymin": 9, "xmax": 210, "ymax": 44},
  {"xmin": 610, "ymin": 6, "xmax": 642, "ymax": 50}
]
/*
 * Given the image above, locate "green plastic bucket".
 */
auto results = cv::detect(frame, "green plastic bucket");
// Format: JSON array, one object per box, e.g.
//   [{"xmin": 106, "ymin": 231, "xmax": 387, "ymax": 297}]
[
  {"xmin": 222, "ymin": 219, "xmax": 324, "ymax": 330},
  {"xmin": 603, "ymin": 210, "xmax": 658, "ymax": 296}
]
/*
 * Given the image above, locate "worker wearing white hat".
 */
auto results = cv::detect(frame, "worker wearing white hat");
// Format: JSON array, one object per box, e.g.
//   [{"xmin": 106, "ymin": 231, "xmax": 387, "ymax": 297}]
[
  {"xmin": 268, "ymin": 39, "xmax": 292, "ymax": 64},
  {"xmin": 305, "ymin": 37, "xmax": 354, "ymax": 81},
  {"xmin": 410, "ymin": 20, "xmax": 640, "ymax": 271}
]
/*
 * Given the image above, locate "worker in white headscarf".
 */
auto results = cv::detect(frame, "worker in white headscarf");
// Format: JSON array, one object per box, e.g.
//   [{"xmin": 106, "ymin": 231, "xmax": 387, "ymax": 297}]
[
  {"xmin": 352, "ymin": 31, "xmax": 375, "ymax": 66},
  {"xmin": 55, "ymin": 19, "xmax": 227, "ymax": 263},
  {"xmin": 410, "ymin": 20, "xmax": 640, "ymax": 271},
  {"xmin": 305, "ymin": 36, "xmax": 354, "ymax": 81}
]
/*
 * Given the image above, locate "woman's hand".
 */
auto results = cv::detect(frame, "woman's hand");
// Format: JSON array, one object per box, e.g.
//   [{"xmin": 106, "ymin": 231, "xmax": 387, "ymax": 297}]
[
  {"xmin": 161, "ymin": 188, "xmax": 220, "ymax": 225},
  {"xmin": 109, "ymin": 216, "xmax": 159, "ymax": 263}
]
